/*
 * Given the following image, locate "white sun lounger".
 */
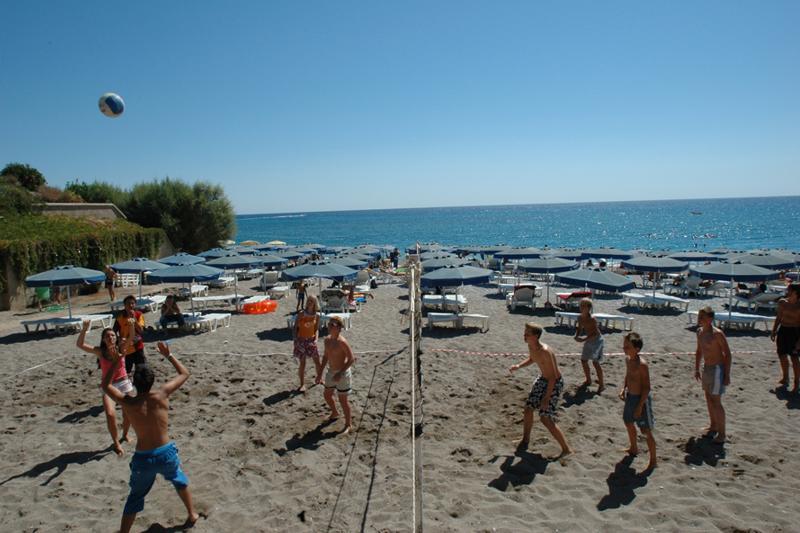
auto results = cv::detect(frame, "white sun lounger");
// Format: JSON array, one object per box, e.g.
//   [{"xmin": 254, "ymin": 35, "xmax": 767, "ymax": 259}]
[
  {"xmin": 421, "ymin": 294, "xmax": 468, "ymax": 312},
  {"xmin": 267, "ymin": 285, "xmax": 290, "ymax": 299},
  {"xmin": 20, "ymin": 317, "xmax": 81, "ymax": 334},
  {"xmin": 191, "ymin": 294, "xmax": 244, "ymax": 310},
  {"xmin": 622, "ymin": 292, "xmax": 690, "ymax": 312},
  {"xmin": 554, "ymin": 311, "xmax": 634, "ymax": 331},
  {"xmin": 178, "ymin": 285, "xmax": 209, "ymax": 298},
  {"xmin": 287, "ymin": 312, "xmax": 353, "ymax": 331},
  {"xmin": 687, "ymin": 310, "xmax": 773, "ymax": 331},
  {"xmin": 426, "ymin": 312, "xmax": 489, "ymax": 332}
]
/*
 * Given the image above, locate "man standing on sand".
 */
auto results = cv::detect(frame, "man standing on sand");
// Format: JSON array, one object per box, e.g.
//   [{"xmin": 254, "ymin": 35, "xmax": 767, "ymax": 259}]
[
  {"xmin": 509, "ymin": 323, "xmax": 572, "ymax": 457},
  {"xmin": 695, "ymin": 307, "xmax": 732, "ymax": 444},
  {"xmin": 771, "ymin": 283, "xmax": 800, "ymax": 393},
  {"xmin": 101, "ymin": 341, "xmax": 200, "ymax": 533},
  {"xmin": 316, "ymin": 316, "xmax": 356, "ymax": 434}
]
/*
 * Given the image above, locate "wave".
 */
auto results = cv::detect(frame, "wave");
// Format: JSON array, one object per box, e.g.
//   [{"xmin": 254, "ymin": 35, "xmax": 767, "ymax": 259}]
[{"xmin": 239, "ymin": 214, "xmax": 306, "ymax": 221}]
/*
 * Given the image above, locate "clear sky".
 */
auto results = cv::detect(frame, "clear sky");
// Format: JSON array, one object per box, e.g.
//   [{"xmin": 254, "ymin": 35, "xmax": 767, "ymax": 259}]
[{"xmin": 2, "ymin": 1, "xmax": 798, "ymax": 214}]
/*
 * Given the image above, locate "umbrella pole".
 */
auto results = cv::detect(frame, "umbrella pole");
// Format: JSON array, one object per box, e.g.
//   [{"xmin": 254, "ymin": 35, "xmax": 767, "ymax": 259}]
[
  {"xmin": 66, "ymin": 285, "xmax": 73, "ymax": 319},
  {"xmin": 234, "ymin": 272, "xmax": 239, "ymax": 312},
  {"xmin": 728, "ymin": 276, "xmax": 734, "ymax": 320},
  {"xmin": 139, "ymin": 272, "xmax": 144, "ymax": 299},
  {"xmin": 190, "ymin": 279, "xmax": 195, "ymax": 314}
]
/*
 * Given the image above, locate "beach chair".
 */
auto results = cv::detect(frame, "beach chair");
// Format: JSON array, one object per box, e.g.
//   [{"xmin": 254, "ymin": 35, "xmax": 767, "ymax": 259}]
[
  {"xmin": 506, "ymin": 287, "xmax": 536, "ymax": 311},
  {"xmin": 554, "ymin": 311, "xmax": 634, "ymax": 331},
  {"xmin": 554, "ymin": 291, "xmax": 591, "ymax": 311},
  {"xmin": 20, "ymin": 317, "xmax": 81, "ymax": 334},
  {"xmin": 687, "ymin": 310, "xmax": 773, "ymax": 331},
  {"xmin": 260, "ymin": 271, "xmax": 281, "ymax": 290}
]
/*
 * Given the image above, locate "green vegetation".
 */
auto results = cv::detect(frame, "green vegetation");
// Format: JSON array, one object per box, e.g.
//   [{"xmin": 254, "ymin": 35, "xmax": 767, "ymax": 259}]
[
  {"xmin": 65, "ymin": 179, "xmax": 129, "ymax": 206},
  {"xmin": 0, "ymin": 214, "xmax": 164, "ymax": 298},
  {"xmin": 1, "ymin": 162, "xmax": 46, "ymax": 191}
]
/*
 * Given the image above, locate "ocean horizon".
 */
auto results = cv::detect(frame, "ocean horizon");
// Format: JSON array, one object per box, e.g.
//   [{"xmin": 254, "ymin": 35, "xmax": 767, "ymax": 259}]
[{"xmin": 235, "ymin": 195, "xmax": 800, "ymax": 252}]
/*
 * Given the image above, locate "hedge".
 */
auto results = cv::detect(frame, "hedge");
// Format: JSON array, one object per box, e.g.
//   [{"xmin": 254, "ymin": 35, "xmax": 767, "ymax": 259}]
[{"xmin": 0, "ymin": 214, "xmax": 165, "ymax": 298}]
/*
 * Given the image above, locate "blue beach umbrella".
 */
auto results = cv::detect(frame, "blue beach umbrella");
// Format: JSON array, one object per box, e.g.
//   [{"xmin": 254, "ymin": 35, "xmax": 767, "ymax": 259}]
[
  {"xmin": 329, "ymin": 257, "xmax": 370, "ymax": 269},
  {"xmin": 282, "ymin": 262, "xmax": 359, "ymax": 282},
  {"xmin": 581, "ymin": 248, "xmax": 634, "ymax": 260},
  {"xmin": 159, "ymin": 252, "xmax": 205, "ymax": 266},
  {"xmin": 205, "ymin": 254, "xmax": 266, "ymax": 305},
  {"xmin": 517, "ymin": 257, "xmax": 579, "ymax": 304},
  {"xmin": 421, "ymin": 257, "xmax": 469, "ymax": 272},
  {"xmin": 667, "ymin": 251, "xmax": 722, "ymax": 263},
  {"xmin": 555, "ymin": 269, "xmax": 636, "ymax": 293},
  {"xmin": 690, "ymin": 262, "xmax": 780, "ymax": 319},
  {"xmin": 275, "ymin": 250, "xmax": 305, "ymax": 260},
  {"xmin": 420, "ymin": 265, "xmax": 493, "ymax": 288},
  {"xmin": 198, "ymin": 247, "xmax": 230, "ymax": 259},
  {"xmin": 724, "ymin": 253, "xmax": 797, "ymax": 271},
  {"xmin": 546, "ymin": 249, "xmax": 583, "ymax": 260},
  {"xmin": 495, "ymin": 247, "xmax": 544, "ymax": 259},
  {"xmin": 25, "ymin": 265, "xmax": 106, "ymax": 318},
  {"xmin": 147, "ymin": 263, "xmax": 224, "ymax": 312},
  {"xmin": 111, "ymin": 257, "xmax": 170, "ymax": 298},
  {"xmin": 253, "ymin": 253, "xmax": 289, "ymax": 268},
  {"xmin": 622, "ymin": 256, "xmax": 689, "ymax": 297}
]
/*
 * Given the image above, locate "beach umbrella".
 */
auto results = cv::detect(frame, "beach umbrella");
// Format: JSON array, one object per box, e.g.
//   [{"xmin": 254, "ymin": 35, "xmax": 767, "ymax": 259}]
[
  {"xmin": 325, "ymin": 246, "xmax": 350, "ymax": 254},
  {"xmin": 205, "ymin": 254, "xmax": 266, "ymax": 306},
  {"xmin": 517, "ymin": 257, "xmax": 579, "ymax": 304},
  {"xmin": 495, "ymin": 247, "xmax": 544, "ymax": 259},
  {"xmin": 329, "ymin": 257, "xmax": 370, "ymax": 269},
  {"xmin": 339, "ymin": 252, "xmax": 374, "ymax": 262},
  {"xmin": 147, "ymin": 263, "xmax": 224, "ymax": 312},
  {"xmin": 198, "ymin": 247, "xmax": 229, "ymax": 259},
  {"xmin": 421, "ymin": 257, "xmax": 469, "ymax": 272},
  {"xmin": 275, "ymin": 249, "xmax": 305, "ymax": 260},
  {"xmin": 555, "ymin": 269, "xmax": 636, "ymax": 293},
  {"xmin": 546, "ymin": 249, "xmax": 583, "ymax": 260},
  {"xmin": 292, "ymin": 246, "xmax": 318, "ymax": 255},
  {"xmin": 581, "ymin": 248, "xmax": 634, "ymax": 260},
  {"xmin": 282, "ymin": 262, "xmax": 359, "ymax": 282},
  {"xmin": 225, "ymin": 245, "xmax": 257, "ymax": 255},
  {"xmin": 266, "ymin": 240, "xmax": 287, "ymax": 246},
  {"xmin": 110, "ymin": 257, "xmax": 170, "ymax": 298},
  {"xmin": 25, "ymin": 265, "xmax": 106, "ymax": 318},
  {"xmin": 159, "ymin": 252, "xmax": 205, "ymax": 266},
  {"xmin": 239, "ymin": 240, "xmax": 260, "ymax": 246},
  {"xmin": 724, "ymin": 252, "xmax": 797, "ymax": 270},
  {"xmin": 253, "ymin": 253, "xmax": 289, "ymax": 268},
  {"xmin": 419, "ymin": 251, "xmax": 457, "ymax": 260},
  {"xmin": 667, "ymin": 251, "xmax": 722, "ymax": 263},
  {"xmin": 420, "ymin": 265, "xmax": 493, "ymax": 288},
  {"xmin": 690, "ymin": 262, "xmax": 780, "ymax": 319},
  {"xmin": 622, "ymin": 256, "xmax": 689, "ymax": 298}
]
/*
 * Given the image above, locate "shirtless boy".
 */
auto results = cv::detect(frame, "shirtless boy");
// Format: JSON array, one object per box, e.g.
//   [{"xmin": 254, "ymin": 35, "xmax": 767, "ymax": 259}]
[
  {"xmin": 575, "ymin": 298, "xmax": 605, "ymax": 393},
  {"xmin": 316, "ymin": 316, "xmax": 356, "ymax": 434},
  {"xmin": 695, "ymin": 307, "xmax": 732, "ymax": 443},
  {"xmin": 771, "ymin": 283, "xmax": 800, "ymax": 393},
  {"xmin": 509, "ymin": 323, "xmax": 572, "ymax": 457},
  {"xmin": 101, "ymin": 342, "xmax": 199, "ymax": 533},
  {"xmin": 619, "ymin": 332, "xmax": 657, "ymax": 470}
]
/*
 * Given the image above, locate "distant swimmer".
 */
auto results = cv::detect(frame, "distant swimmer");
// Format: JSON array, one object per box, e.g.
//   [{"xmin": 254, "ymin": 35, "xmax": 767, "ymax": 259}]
[{"xmin": 771, "ymin": 283, "xmax": 800, "ymax": 393}]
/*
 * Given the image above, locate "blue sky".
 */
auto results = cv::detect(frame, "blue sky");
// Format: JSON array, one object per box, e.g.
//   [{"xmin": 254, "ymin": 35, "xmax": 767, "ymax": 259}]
[{"xmin": 1, "ymin": 1, "xmax": 798, "ymax": 214}]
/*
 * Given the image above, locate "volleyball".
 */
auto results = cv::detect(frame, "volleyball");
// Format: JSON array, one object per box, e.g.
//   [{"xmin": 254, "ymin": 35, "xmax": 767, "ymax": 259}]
[{"xmin": 98, "ymin": 93, "xmax": 125, "ymax": 118}]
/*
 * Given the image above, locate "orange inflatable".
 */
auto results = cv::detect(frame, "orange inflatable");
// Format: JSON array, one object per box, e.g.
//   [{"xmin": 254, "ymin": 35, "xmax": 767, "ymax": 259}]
[{"xmin": 242, "ymin": 299, "xmax": 278, "ymax": 314}]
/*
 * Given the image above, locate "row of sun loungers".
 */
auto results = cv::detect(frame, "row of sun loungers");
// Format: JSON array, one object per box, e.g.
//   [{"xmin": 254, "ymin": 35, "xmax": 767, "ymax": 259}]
[
  {"xmin": 20, "ymin": 313, "xmax": 113, "ymax": 334},
  {"xmin": 426, "ymin": 312, "xmax": 490, "ymax": 332},
  {"xmin": 554, "ymin": 311, "xmax": 634, "ymax": 331},
  {"xmin": 686, "ymin": 310, "xmax": 773, "ymax": 331},
  {"xmin": 622, "ymin": 292, "xmax": 690, "ymax": 312}
]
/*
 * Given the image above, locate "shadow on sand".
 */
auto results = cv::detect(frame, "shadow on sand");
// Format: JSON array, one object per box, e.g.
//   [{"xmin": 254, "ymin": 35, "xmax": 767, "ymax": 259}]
[
  {"xmin": 682, "ymin": 435, "xmax": 726, "ymax": 466},
  {"xmin": 597, "ymin": 455, "xmax": 651, "ymax": 510},
  {"xmin": 0, "ymin": 446, "xmax": 113, "ymax": 487},
  {"xmin": 256, "ymin": 328, "xmax": 293, "ymax": 342},
  {"xmin": 262, "ymin": 389, "xmax": 303, "ymax": 407},
  {"xmin": 58, "ymin": 405, "xmax": 104, "ymax": 423},
  {"xmin": 772, "ymin": 386, "xmax": 800, "ymax": 410},
  {"xmin": 487, "ymin": 449, "xmax": 550, "ymax": 491},
  {"xmin": 273, "ymin": 419, "xmax": 339, "ymax": 456}
]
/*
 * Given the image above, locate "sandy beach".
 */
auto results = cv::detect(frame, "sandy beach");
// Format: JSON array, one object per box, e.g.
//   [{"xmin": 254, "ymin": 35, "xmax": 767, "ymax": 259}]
[{"xmin": 1, "ymin": 277, "xmax": 799, "ymax": 532}]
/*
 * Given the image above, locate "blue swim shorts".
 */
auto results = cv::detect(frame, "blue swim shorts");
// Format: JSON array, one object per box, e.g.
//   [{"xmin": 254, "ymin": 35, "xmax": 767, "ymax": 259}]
[
  {"xmin": 123, "ymin": 442, "xmax": 189, "ymax": 515},
  {"xmin": 623, "ymin": 393, "xmax": 654, "ymax": 430}
]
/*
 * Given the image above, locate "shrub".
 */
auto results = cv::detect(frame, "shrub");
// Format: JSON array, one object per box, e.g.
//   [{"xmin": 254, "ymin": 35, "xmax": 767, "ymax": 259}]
[
  {"xmin": 0, "ymin": 177, "xmax": 42, "ymax": 216},
  {"xmin": 65, "ymin": 180, "xmax": 130, "ymax": 208},
  {"xmin": 1, "ymin": 162, "xmax": 46, "ymax": 191},
  {"xmin": 37, "ymin": 184, "xmax": 83, "ymax": 203}
]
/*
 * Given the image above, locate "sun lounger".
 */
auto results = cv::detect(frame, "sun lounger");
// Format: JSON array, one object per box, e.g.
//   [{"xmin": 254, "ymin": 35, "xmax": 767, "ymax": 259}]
[
  {"xmin": 555, "ymin": 291, "xmax": 592, "ymax": 311},
  {"xmin": 154, "ymin": 312, "xmax": 202, "ymax": 331},
  {"xmin": 506, "ymin": 287, "xmax": 537, "ymax": 311},
  {"xmin": 178, "ymin": 285, "xmax": 209, "ymax": 298},
  {"xmin": 421, "ymin": 294, "xmax": 468, "ymax": 312},
  {"xmin": 115, "ymin": 273, "xmax": 140, "ymax": 288},
  {"xmin": 20, "ymin": 316, "xmax": 81, "ymax": 334},
  {"xmin": 687, "ymin": 310, "xmax": 773, "ymax": 331},
  {"xmin": 426, "ymin": 312, "xmax": 489, "ymax": 332},
  {"xmin": 458, "ymin": 313, "xmax": 490, "ymax": 332},
  {"xmin": 554, "ymin": 311, "xmax": 634, "ymax": 331},
  {"xmin": 426, "ymin": 312, "xmax": 461, "ymax": 329},
  {"xmin": 320, "ymin": 312, "xmax": 352, "ymax": 330},
  {"xmin": 267, "ymin": 285, "xmax": 290, "ymax": 299},
  {"xmin": 208, "ymin": 276, "xmax": 236, "ymax": 288},
  {"xmin": 191, "ymin": 294, "xmax": 244, "ymax": 310},
  {"xmin": 622, "ymin": 292, "xmax": 690, "ymax": 312},
  {"xmin": 111, "ymin": 295, "xmax": 167, "ymax": 313},
  {"xmin": 733, "ymin": 292, "xmax": 781, "ymax": 312}
]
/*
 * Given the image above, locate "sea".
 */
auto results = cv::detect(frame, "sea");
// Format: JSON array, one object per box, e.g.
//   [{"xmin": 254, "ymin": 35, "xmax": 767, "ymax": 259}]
[{"xmin": 235, "ymin": 196, "xmax": 800, "ymax": 252}]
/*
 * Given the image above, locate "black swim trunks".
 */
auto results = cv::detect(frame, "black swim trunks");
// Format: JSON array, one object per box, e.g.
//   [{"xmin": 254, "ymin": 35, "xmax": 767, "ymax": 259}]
[
  {"xmin": 125, "ymin": 349, "xmax": 146, "ymax": 374},
  {"xmin": 777, "ymin": 325, "xmax": 800, "ymax": 357}
]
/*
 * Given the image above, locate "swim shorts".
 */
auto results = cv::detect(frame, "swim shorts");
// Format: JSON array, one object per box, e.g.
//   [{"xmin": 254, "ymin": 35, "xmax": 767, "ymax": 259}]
[
  {"xmin": 324, "ymin": 368, "xmax": 352, "ymax": 394},
  {"xmin": 581, "ymin": 336, "xmax": 604, "ymax": 363},
  {"xmin": 526, "ymin": 376, "xmax": 564, "ymax": 418},
  {"xmin": 702, "ymin": 364, "xmax": 726, "ymax": 396},
  {"xmin": 123, "ymin": 442, "xmax": 189, "ymax": 515},
  {"xmin": 125, "ymin": 349, "xmax": 146, "ymax": 375},
  {"xmin": 776, "ymin": 325, "xmax": 800, "ymax": 357},
  {"xmin": 623, "ymin": 393, "xmax": 655, "ymax": 430},
  {"xmin": 293, "ymin": 337, "xmax": 319, "ymax": 360},
  {"xmin": 112, "ymin": 378, "xmax": 134, "ymax": 396}
]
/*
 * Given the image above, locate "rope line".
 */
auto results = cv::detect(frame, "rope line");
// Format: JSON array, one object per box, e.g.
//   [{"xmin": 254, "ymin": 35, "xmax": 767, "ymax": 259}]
[{"xmin": 430, "ymin": 348, "xmax": 774, "ymax": 357}]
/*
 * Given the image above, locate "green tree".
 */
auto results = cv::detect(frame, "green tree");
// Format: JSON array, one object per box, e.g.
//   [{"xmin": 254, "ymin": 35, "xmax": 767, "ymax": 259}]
[
  {"xmin": 1, "ymin": 162, "xmax": 46, "ymax": 191},
  {"xmin": 125, "ymin": 178, "xmax": 235, "ymax": 253},
  {"xmin": 65, "ymin": 179, "xmax": 130, "ymax": 208}
]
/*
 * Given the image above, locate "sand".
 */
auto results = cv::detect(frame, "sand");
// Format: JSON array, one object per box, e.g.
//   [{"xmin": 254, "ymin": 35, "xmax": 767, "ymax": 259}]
[{"xmin": 1, "ymin": 278, "xmax": 799, "ymax": 532}]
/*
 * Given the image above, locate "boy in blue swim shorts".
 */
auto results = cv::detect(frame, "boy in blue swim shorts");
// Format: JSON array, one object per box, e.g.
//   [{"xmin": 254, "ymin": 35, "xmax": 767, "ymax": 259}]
[
  {"xmin": 619, "ymin": 332, "xmax": 657, "ymax": 471},
  {"xmin": 102, "ymin": 341, "xmax": 200, "ymax": 533}
]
